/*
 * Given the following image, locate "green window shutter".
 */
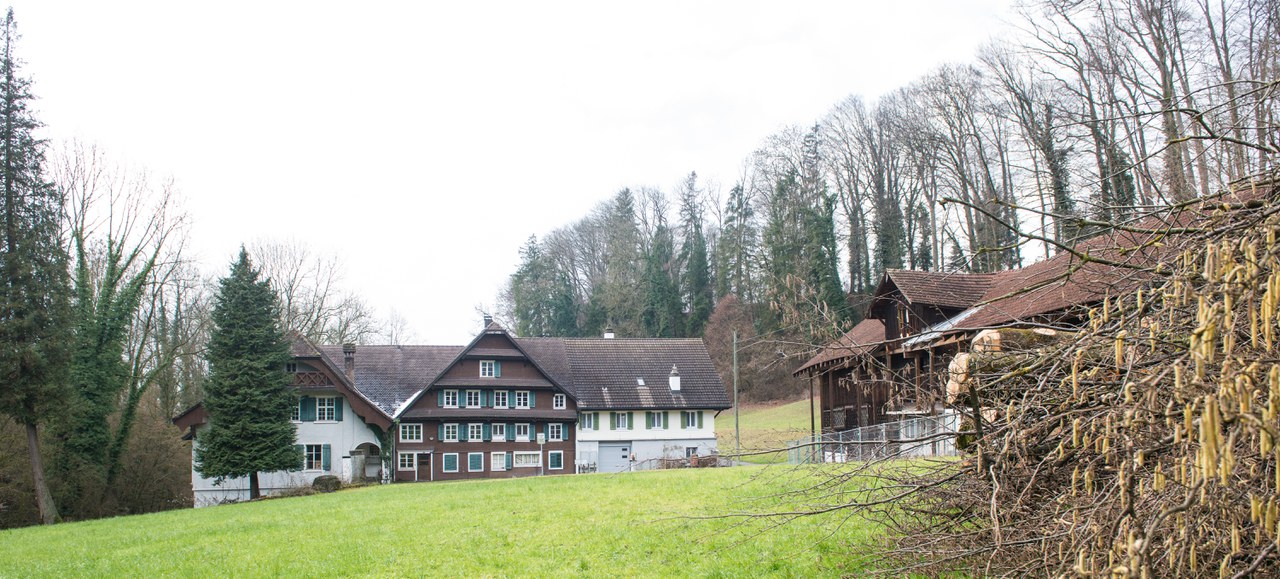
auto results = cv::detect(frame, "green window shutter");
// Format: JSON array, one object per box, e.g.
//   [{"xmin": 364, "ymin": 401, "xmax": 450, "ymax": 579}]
[
  {"xmin": 697, "ymin": 411, "xmax": 704, "ymax": 429},
  {"xmin": 563, "ymin": 423, "xmax": 570, "ymax": 440},
  {"xmin": 483, "ymin": 423, "xmax": 491, "ymax": 442},
  {"xmin": 483, "ymin": 390, "xmax": 490, "ymax": 407},
  {"xmin": 460, "ymin": 425, "xmax": 469, "ymax": 442},
  {"xmin": 301, "ymin": 397, "xmax": 316, "ymax": 421},
  {"xmin": 529, "ymin": 392, "xmax": 536, "ymax": 408},
  {"xmin": 646, "ymin": 412, "xmax": 653, "ymax": 429},
  {"xmin": 437, "ymin": 390, "xmax": 443, "ymax": 407},
  {"xmin": 628, "ymin": 412, "xmax": 634, "ymax": 430},
  {"xmin": 594, "ymin": 413, "xmax": 599, "ymax": 429},
  {"xmin": 506, "ymin": 452, "xmax": 513, "ymax": 468},
  {"xmin": 507, "ymin": 423, "xmax": 515, "ymax": 442},
  {"xmin": 610, "ymin": 412, "xmax": 617, "ymax": 430},
  {"xmin": 437, "ymin": 423, "xmax": 443, "ymax": 440},
  {"xmin": 334, "ymin": 399, "xmax": 344, "ymax": 422},
  {"xmin": 495, "ymin": 361, "xmax": 502, "ymax": 377},
  {"xmin": 577, "ymin": 413, "xmax": 583, "ymax": 428},
  {"xmin": 321, "ymin": 444, "xmax": 332, "ymax": 471}
]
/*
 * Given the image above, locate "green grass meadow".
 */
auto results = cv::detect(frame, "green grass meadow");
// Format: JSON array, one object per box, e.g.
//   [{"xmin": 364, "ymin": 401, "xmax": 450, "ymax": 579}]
[
  {"xmin": 717, "ymin": 400, "xmax": 817, "ymax": 463},
  {"xmin": 0, "ymin": 466, "xmax": 874, "ymax": 577}
]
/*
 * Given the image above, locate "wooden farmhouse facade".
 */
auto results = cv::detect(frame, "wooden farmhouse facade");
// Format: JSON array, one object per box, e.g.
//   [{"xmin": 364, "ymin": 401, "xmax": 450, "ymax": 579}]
[
  {"xmin": 174, "ymin": 320, "xmax": 730, "ymax": 505},
  {"xmin": 795, "ymin": 218, "xmax": 1177, "ymax": 437}
]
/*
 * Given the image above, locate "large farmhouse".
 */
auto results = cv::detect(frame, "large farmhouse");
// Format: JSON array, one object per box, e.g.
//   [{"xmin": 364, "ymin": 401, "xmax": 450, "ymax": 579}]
[{"xmin": 174, "ymin": 320, "xmax": 730, "ymax": 506}]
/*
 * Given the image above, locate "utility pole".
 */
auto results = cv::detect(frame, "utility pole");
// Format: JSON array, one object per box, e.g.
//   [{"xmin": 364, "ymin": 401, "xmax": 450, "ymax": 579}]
[{"xmin": 733, "ymin": 330, "xmax": 740, "ymax": 460}]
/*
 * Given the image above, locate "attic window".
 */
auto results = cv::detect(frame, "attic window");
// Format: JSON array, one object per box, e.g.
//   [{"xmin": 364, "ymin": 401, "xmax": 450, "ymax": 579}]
[
  {"xmin": 636, "ymin": 378, "xmax": 645, "ymax": 386},
  {"xmin": 286, "ymin": 362, "xmax": 298, "ymax": 373}
]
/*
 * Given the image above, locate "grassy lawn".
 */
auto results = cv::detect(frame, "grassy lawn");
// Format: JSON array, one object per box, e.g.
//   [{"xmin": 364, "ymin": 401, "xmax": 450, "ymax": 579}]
[
  {"xmin": 717, "ymin": 399, "xmax": 817, "ymax": 464},
  {"xmin": 0, "ymin": 466, "xmax": 874, "ymax": 577}
]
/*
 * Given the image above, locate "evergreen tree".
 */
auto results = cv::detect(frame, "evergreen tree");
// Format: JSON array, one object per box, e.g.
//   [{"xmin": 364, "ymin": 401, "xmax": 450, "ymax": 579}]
[
  {"xmin": 677, "ymin": 173, "xmax": 713, "ymax": 336},
  {"xmin": 509, "ymin": 236, "xmax": 577, "ymax": 337},
  {"xmin": 713, "ymin": 183, "xmax": 755, "ymax": 301},
  {"xmin": 194, "ymin": 248, "xmax": 298, "ymax": 499},
  {"xmin": 0, "ymin": 8, "xmax": 72, "ymax": 525},
  {"xmin": 642, "ymin": 221, "xmax": 683, "ymax": 337},
  {"xmin": 599, "ymin": 189, "xmax": 644, "ymax": 336}
]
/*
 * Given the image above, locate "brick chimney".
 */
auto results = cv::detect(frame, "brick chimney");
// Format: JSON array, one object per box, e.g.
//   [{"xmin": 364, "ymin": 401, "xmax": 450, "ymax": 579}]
[
  {"xmin": 668, "ymin": 365, "xmax": 681, "ymax": 391},
  {"xmin": 342, "ymin": 343, "xmax": 356, "ymax": 381}
]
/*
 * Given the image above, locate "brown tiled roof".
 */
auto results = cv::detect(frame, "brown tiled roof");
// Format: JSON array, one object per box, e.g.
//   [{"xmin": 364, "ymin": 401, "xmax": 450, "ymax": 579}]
[
  {"xmin": 562, "ymin": 338, "xmax": 730, "ymax": 410},
  {"xmin": 883, "ymin": 269, "xmax": 996, "ymax": 310},
  {"xmin": 317, "ymin": 344, "xmax": 462, "ymax": 416},
  {"xmin": 793, "ymin": 318, "xmax": 887, "ymax": 376}
]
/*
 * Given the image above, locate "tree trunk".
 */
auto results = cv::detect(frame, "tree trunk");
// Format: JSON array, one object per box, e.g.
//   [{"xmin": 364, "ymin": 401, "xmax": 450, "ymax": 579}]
[
  {"xmin": 25, "ymin": 421, "xmax": 57, "ymax": 524},
  {"xmin": 249, "ymin": 471, "xmax": 260, "ymax": 500}
]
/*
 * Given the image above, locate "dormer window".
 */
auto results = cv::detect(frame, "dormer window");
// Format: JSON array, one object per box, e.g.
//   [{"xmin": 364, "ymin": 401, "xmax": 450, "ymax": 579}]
[
  {"xmin": 636, "ymin": 377, "xmax": 645, "ymax": 386},
  {"xmin": 480, "ymin": 360, "xmax": 497, "ymax": 378}
]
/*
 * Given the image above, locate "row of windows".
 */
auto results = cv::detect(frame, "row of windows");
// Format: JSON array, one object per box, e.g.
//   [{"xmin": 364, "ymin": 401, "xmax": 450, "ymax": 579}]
[
  {"xmin": 440, "ymin": 390, "xmax": 566, "ymax": 410},
  {"xmin": 397, "ymin": 450, "xmax": 564, "ymax": 472},
  {"xmin": 579, "ymin": 411, "xmax": 703, "ymax": 430},
  {"xmin": 400, "ymin": 422, "xmax": 568, "ymax": 443},
  {"xmin": 290, "ymin": 396, "xmax": 342, "ymax": 422}
]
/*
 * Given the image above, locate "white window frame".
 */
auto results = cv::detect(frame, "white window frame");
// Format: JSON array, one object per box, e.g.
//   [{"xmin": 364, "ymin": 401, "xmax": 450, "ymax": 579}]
[
  {"xmin": 548, "ymin": 423, "xmax": 563, "ymax": 442},
  {"xmin": 443, "ymin": 423, "xmax": 459, "ymax": 442},
  {"xmin": 615, "ymin": 412, "xmax": 629, "ymax": 430},
  {"xmin": 513, "ymin": 451, "xmax": 541, "ymax": 468},
  {"xmin": 581, "ymin": 412, "xmax": 595, "ymax": 430},
  {"xmin": 465, "ymin": 390, "xmax": 482, "ymax": 408},
  {"xmin": 442, "ymin": 453, "xmax": 459, "ymax": 473},
  {"xmin": 316, "ymin": 397, "xmax": 336, "ymax": 422},
  {"xmin": 400, "ymin": 423, "xmax": 423, "ymax": 443},
  {"xmin": 548, "ymin": 450, "xmax": 564, "ymax": 471},
  {"xmin": 493, "ymin": 390, "xmax": 508, "ymax": 409},
  {"xmin": 491, "ymin": 423, "xmax": 506, "ymax": 441},
  {"xmin": 491, "ymin": 451, "xmax": 507, "ymax": 471},
  {"xmin": 468, "ymin": 423, "xmax": 483, "ymax": 441},
  {"xmin": 397, "ymin": 452, "xmax": 416, "ymax": 471},
  {"xmin": 443, "ymin": 389, "xmax": 459, "ymax": 408},
  {"xmin": 290, "ymin": 401, "xmax": 300, "ymax": 422},
  {"xmin": 304, "ymin": 444, "xmax": 323, "ymax": 471},
  {"xmin": 553, "ymin": 394, "xmax": 566, "ymax": 409},
  {"xmin": 683, "ymin": 411, "xmax": 698, "ymax": 429},
  {"xmin": 467, "ymin": 452, "xmax": 484, "ymax": 473},
  {"xmin": 480, "ymin": 360, "xmax": 496, "ymax": 378},
  {"xmin": 515, "ymin": 423, "xmax": 530, "ymax": 442},
  {"xmin": 515, "ymin": 391, "xmax": 530, "ymax": 409},
  {"xmin": 650, "ymin": 411, "xmax": 667, "ymax": 430}
]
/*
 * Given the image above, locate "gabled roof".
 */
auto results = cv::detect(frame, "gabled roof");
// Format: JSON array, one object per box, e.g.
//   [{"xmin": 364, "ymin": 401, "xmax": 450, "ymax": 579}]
[
  {"xmin": 563, "ymin": 338, "xmax": 730, "ymax": 410},
  {"xmin": 878, "ymin": 269, "xmax": 996, "ymax": 311},
  {"xmin": 793, "ymin": 318, "xmax": 887, "ymax": 376},
  {"xmin": 315, "ymin": 344, "xmax": 461, "ymax": 416}
]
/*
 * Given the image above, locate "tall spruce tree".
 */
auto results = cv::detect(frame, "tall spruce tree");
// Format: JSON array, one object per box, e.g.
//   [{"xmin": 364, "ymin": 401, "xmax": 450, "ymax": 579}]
[
  {"xmin": 0, "ymin": 8, "xmax": 72, "ymax": 525},
  {"xmin": 677, "ymin": 173, "xmax": 712, "ymax": 336},
  {"xmin": 642, "ymin": 221, "xmax": 683, "ymax": 337},
  {"xmin": 194, "ymin": 248, "xmax": 298, "ymax": 499}
]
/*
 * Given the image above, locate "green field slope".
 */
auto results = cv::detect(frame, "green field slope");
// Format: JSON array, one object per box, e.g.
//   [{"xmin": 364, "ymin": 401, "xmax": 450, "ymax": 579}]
[
  {"xmin": 717, "ymin": 400, "xmax": 817, "ymax": 464},
  {"xmin": 0, "ymin": 466, "xmax": 871, "ymax": 577}
]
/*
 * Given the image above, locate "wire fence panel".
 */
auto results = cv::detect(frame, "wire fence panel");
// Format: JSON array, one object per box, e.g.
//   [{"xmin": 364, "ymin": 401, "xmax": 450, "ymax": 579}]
[{"xmin": 788, "ymin": 413, "xmax": 961, "ymax": 464}]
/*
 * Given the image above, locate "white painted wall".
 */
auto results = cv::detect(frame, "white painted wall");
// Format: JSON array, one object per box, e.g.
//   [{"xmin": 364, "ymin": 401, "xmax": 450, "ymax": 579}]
[
  {"xmin": 575, "ymin": 409, "xmax": 720, "ymax": 470},
  {"xmin": 190, "ymin": 393, "xmax": 384, "ymax": 507}
]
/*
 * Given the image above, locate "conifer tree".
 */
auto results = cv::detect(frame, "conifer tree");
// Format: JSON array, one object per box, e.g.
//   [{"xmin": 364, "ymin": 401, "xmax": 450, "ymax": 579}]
[
  {"xmin": 642, "ymin": 221, "xmax": 683, "ymax": 337},
  {"xmin": 0, "ymin": 8, "xmax": 72, "ymax": 525},
  {"xmin": 194, "ymin": 248, "xmax": 298, "ymax": 499},
  {"xmin": 677, "ymin": 173, "xmax": 713, "ymax": 336}
]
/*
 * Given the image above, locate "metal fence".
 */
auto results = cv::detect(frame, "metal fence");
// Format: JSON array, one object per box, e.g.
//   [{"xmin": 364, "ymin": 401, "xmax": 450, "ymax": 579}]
[{"xmin": 788, "ymin": 412, "xmax": 962, "ymax": 464}]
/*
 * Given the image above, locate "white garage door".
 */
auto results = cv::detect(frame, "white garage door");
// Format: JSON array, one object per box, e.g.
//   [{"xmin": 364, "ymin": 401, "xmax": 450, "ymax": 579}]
[{"xmin": 598, "ymin": 442, "xmax": 632, "ymax": 473}]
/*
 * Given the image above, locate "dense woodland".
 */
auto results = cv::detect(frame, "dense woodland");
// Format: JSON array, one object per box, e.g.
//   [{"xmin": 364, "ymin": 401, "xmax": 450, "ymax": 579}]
[
  {"xmin": 502, "ymin": 0, "xmax": 1278, "ymax": 399},
  {"xmin": 1, "ymin": 0, "xmax": 1277, "ymax": 534}
]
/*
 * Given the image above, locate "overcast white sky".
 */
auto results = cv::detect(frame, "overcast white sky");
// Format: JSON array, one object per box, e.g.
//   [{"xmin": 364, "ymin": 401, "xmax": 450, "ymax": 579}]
[{"xmin": 10, "ymin": 0, "xmax": 1011, "ymax": 344}]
